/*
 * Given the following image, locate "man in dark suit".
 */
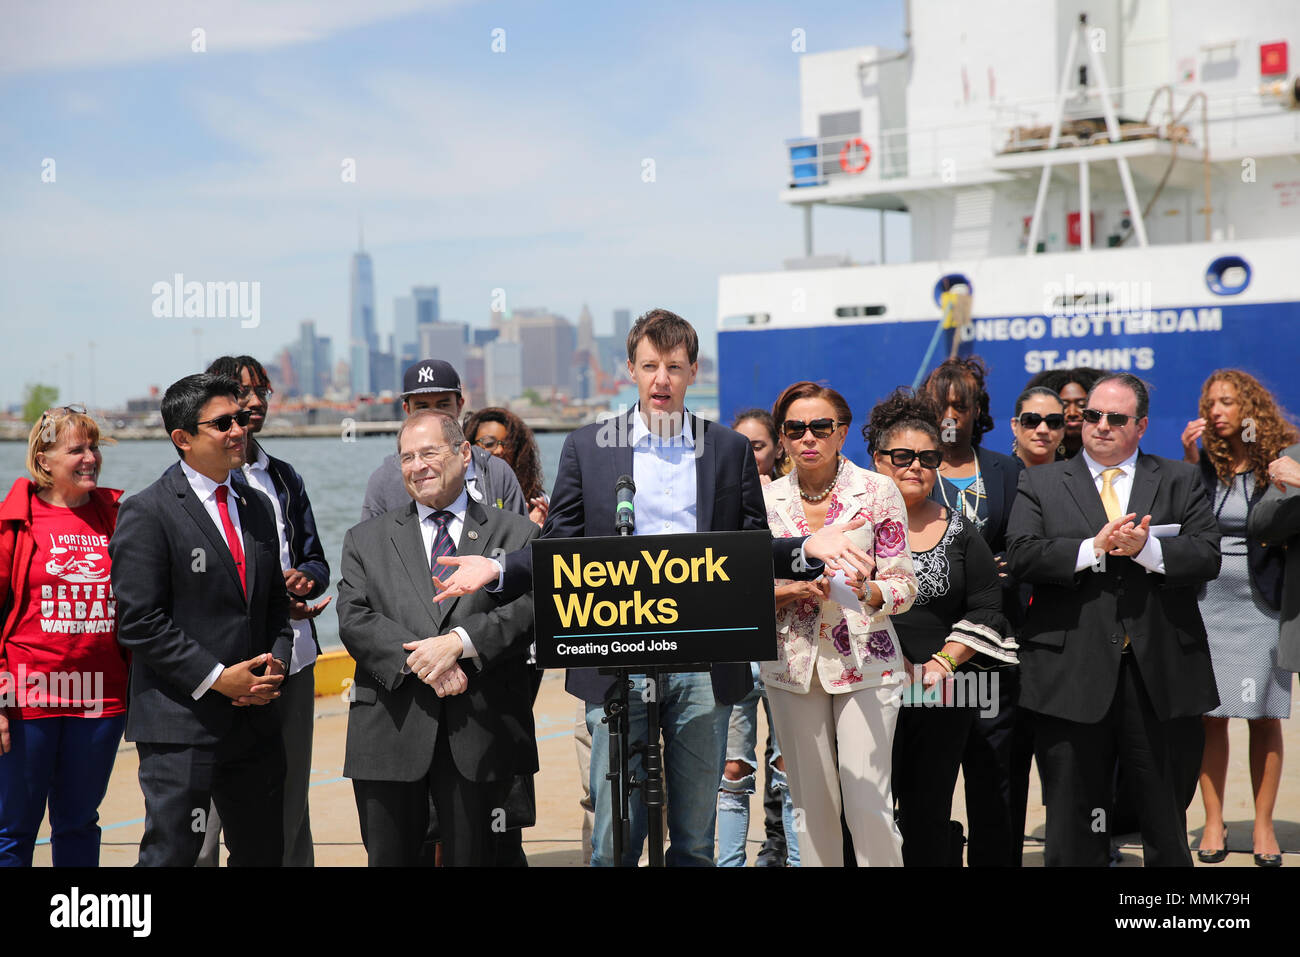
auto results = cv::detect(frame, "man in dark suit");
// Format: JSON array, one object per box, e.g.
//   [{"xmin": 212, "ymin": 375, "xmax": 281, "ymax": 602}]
[
  {"xmin": 110, "ymin": 374, "xmax": 294, "ymax": 866},
  {"xmin": 336, "ymin": 410, "xmax": 539, "ymax": 866},
  {"xmin": 431, "ymin": 309, "xmax": 872, "ymax": 866},
  {"xmin": 1006, "ymin": 372, "xmax": 1221, "ymax": 866},
  {"xmin": 195, "ymin": 355, "xmax": 332, "ymax": 868}
]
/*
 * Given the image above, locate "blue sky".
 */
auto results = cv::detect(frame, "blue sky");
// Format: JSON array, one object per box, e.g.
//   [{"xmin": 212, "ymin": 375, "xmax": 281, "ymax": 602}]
[{"xmin": 1, "ymin": 0, "xmax": 908, "ymax": 407}]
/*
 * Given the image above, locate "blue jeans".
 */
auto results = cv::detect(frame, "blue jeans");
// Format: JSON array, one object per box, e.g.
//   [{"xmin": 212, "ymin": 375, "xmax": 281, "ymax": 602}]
[
  {"xmin": 0, "ymin": 713, "xmax": 127, "ymax": 866},
  {"xmin": 586, "ymin": 671, "xmax": 730, "ymax": 867},
  {"xmin": 716, "ymin": 668, "xmax": 800, "ymax": 866}
]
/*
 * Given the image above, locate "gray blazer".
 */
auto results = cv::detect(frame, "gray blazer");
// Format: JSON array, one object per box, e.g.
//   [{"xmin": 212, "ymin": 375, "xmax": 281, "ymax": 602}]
[
  {"xmin": 336, "ymin": 495, "xmax": 540, "ymax": 783},
  {"xmin": 361, "ymin": 445, "xmax": 526, "ymax": 521},
  {"xmin": 1248, "ymin": 442, "xmax": 1300, "ymax": 672}
]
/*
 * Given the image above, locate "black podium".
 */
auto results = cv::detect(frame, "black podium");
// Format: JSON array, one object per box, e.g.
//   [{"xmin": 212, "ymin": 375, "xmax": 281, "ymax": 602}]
[{"xmin": 533, "ymin": 529, "xmax": 777, "ymax": 866}]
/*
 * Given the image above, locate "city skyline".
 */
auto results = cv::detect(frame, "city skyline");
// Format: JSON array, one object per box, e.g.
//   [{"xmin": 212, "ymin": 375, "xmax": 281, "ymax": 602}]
[{"xmin": 1, "ymin": 0, "xmax": 909, "ymax": 408}]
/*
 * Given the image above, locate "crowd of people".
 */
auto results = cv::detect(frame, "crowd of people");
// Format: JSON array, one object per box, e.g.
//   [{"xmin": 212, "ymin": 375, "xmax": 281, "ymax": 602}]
[{"xmin": 2, "ymin": 307, "xmax": 1299, "ymax": 869}]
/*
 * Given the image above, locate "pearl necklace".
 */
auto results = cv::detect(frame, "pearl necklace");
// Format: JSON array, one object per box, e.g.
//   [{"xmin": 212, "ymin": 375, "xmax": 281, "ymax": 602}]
[{"xmin": 799, "ymin": 455, "xmax": 843, "ymax": 502}]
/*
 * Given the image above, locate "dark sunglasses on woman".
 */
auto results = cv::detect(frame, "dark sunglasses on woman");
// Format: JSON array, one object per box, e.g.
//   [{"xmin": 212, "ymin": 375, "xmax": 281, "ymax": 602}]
[
  {"xmin": 782, "ymin": 418, "xmax": 841, "ymax": 439},
  {"xmin": 876, "ymin": 447, "xmax": 944, "ymax": 469},
  {"xmin": 474, "ymin": 436, "xmax": 502, "ymax": 451},
  {"xmin": 1081, "ymin": 408, "xmax": 1134, "ymax": 427},
  {"xmin": 1017, "ymin": 412, "xmax": 1066, "ymax": 430},
  {"xmin": 196, "ymin": 409, "xmax": 254, "ymax": 432}
]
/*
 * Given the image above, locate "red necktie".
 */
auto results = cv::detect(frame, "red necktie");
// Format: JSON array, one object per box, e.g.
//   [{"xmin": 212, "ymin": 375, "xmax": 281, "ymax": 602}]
[{"xmin": 215, "ymin": 484, "xmax": 247, "ymax": 597}]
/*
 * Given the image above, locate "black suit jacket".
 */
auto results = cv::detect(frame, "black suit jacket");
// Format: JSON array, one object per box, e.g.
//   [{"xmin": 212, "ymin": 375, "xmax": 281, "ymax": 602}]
[
  {"xmin": 1005, "ymin": 451, "xmax": 1221, "ymax": 723},
  {"xmin": 110, "ymin": 463, "xmax": 294, "ymax": 746},
  {"xmin": 521, "ymin": 410, "xmax": 774, "ymax": 706},
  {"xmin": 336, "ymin": 497, "xmax": 540, "ymax": 784}
]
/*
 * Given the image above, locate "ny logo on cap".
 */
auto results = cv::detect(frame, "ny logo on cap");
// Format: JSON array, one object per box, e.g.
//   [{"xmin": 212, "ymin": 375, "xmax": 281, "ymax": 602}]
[{"xmin": 418, "ymin": 367, "xmax": 435, "ymax": 383}]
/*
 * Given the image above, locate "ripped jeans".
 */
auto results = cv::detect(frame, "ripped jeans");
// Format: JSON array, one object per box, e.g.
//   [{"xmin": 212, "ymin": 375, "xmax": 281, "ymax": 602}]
[{"xmin": 716, "ymin": 665, "xmax": 800, "ymax": 866}]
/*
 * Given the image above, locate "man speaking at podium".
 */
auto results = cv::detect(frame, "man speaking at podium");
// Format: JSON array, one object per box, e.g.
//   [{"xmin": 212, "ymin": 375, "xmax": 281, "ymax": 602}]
[{"xmin": 434, "ymin": 309, "xmax": 873, "ymax": 866}]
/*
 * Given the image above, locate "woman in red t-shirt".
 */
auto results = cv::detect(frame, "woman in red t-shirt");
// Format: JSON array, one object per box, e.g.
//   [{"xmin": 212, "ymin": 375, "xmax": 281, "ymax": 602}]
[{"xmin": 0, "ymin": 406, "xmax": 128, "ymax": 867}]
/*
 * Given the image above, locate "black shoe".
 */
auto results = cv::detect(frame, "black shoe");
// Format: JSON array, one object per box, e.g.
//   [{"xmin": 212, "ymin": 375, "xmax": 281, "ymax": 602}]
[
  {"xmin": 754, "ymin": 848, "xmax": 787, "ymax": 868},
  {"xmin": 1197, "ymin": 827, "xmax": 1228, "ymax": 864},
  {"xmin": 1254, "ymin": 852, "xmax": 1282, "ymax": 867}
]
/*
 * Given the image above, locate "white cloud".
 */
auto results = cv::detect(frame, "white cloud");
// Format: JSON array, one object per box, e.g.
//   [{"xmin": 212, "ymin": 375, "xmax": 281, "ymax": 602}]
[{"xmin": 1, "ymin": 0, "xmax": 462, "ymax": 74}]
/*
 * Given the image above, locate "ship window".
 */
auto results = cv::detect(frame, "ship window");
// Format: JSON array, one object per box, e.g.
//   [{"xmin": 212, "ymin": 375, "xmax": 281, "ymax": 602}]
[
  {"xmin": 819, "ymin": 110, "xmax": 861, "ymax": 179},
  {"xmin": 1206, "ymin": 256, "xmax": 1251, "ymax": 296},
  {"xmin": 1050, "ymin": 291, "xmax": 1113, "ymax": 310},
  {"xmin": 720, "ymin": 313, "xmax": 771, "ymax": 328},
  {"xmin": 835, "ymin": 305, "xmax": 887, "ymax": 317}
]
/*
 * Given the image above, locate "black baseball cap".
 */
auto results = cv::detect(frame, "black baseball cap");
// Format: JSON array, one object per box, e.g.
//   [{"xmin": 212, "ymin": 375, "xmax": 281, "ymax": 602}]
[{"xmin": 402, "ymin": 359, "xmax": 462, "ymax": 397}]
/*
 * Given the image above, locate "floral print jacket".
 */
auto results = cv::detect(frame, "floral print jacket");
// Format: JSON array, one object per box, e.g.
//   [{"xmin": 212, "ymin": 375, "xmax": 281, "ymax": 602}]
[{"xmin": 760, "ymin": 460, "xmax": 918, "ymax": 694}]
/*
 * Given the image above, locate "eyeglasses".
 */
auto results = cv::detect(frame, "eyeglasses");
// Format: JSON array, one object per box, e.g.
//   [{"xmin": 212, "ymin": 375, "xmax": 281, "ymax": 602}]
[
  {"xmin": 474, "ymin": 436, "xmax": 502, "ymax": 451},
  {"xmin": 781, "ymin": 418, "xmax": 842, "ymax": 439},
  {"xmin": 196, "ymin": 409, "xmax": 253, "ymax": 432},
  {"xmin": 400, "ymin": 445, "xmax": 457, "ymax": 466},
  {"xmin": 1017, "ymin": 412, "xmax": 1066, "ymax": 430},
  {"xmin": 876, "ymin": 447, "xmax": 944, "ymax": 469},
  {"xmin": 237, "ymin": 385, "xmax": 274, "ymax": 401},
  {"xmin": 1081, "ymin": 408, "xmax": 1138, "ymax": 428}
]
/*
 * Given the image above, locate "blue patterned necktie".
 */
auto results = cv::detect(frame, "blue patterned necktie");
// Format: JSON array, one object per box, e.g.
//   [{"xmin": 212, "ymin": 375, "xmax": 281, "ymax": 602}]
[{"xmin": 429, "ymin": 510, "xmax": 457, "ymax": 569}]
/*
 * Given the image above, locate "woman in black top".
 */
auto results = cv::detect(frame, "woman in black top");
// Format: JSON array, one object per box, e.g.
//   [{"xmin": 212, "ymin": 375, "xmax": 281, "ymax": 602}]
[{"xmin": 865, "ymin": 388, "xmax": 1018, "ymax": 866}]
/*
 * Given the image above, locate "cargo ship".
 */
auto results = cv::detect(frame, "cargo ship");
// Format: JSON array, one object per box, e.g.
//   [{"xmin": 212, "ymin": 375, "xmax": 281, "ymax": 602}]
[{"xmin": 718, "ymin": 0, "xmax": 1300, "ymax": 459}]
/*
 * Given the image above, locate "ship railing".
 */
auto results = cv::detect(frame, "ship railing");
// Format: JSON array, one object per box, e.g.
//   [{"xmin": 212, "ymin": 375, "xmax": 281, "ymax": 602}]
[{"xmin": 786, "ymin": 83, "xmax": 1296, "ymax": 189}]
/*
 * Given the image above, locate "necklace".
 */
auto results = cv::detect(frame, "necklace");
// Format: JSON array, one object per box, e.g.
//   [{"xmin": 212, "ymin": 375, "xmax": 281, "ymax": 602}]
[
  {"xmin": 799, "ymin": 455, "xmax": 843, "ymax": 502},
  {"xmin": 936, "ymin": 454, "xmax": 985, "ymax": 527}
]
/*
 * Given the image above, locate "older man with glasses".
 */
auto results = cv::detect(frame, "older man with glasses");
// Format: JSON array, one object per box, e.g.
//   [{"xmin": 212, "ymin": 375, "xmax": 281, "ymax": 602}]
[{"xmin": 1006, "ymin": 372, "xmax": 1222, "ymax": 866}]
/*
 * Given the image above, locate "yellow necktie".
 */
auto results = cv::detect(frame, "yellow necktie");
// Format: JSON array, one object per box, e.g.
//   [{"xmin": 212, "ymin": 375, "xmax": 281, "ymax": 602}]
[
  {"xmin": 1099, "ymin": 467, "xmax": 1130, "ymax": 648},
  {"xmin": 1099, "ymin": 468, "xmax": 1122, "ymax": 522}
]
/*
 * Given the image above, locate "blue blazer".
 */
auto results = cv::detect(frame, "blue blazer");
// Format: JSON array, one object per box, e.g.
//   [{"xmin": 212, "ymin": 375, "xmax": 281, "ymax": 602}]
[{"xmin": 260, "ymin": 447, "xmax": 331, "ymax": 651}]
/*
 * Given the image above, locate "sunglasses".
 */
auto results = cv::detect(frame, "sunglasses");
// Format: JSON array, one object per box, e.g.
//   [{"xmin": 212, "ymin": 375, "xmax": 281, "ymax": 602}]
[
  {"xmin": 876, "ymin": 447, "xmax": 944, "ymax": 469},
  {"xmin": 1017, "ymin": 412, "xmax": 1065, "ymax": 430},
  {"xmin": 1081, "ymin": 408, "xmax": 1138, "ymax": 428},
  {"xmin": 474, "ymin": 436, "xmax": 502, "ymax": 451},
  {"xmin": 782, "ymin": 418, "xmax": 842, "ymax": 439},
  {"xmin": 237, "ymin": 385, "xmax": 274, "ymax": 401},
  {"xmin": 196, "ymin": 409, "xmax": 254, "ymax": 432},
  {"xmin": 39, "ymin": 404, "xmax": 88, "ymax": 424}
]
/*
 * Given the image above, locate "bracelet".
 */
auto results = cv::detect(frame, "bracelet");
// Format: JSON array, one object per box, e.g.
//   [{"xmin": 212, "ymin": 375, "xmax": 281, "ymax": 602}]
[{"xmin": 931, "ymin": 652, "xmax": 957, "ymax": 673}]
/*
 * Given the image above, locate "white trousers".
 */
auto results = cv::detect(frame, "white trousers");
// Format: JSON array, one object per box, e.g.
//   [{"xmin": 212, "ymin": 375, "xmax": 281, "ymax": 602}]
[{"xmin": 766, "ymin": 681, "xmax": 903, "ymax": 866}]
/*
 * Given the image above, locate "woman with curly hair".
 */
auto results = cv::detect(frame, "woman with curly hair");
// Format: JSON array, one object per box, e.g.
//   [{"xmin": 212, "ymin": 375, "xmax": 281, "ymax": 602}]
[
  {"xmin": 463, "ymin": 407, "xmax": 548, "ymax": 527},
  {"xmin": 761, "ymin": 381, "xmax": 918, "ymax": 866},
  {"xmin": 1181, "ymin": 370, "xmax": 1299, "ymax": 866},
  {"xmin": 865, "ymin": 388, "xmax": 1018, "ymax": 865},
  {"xmin": 920, "ymin": 356, "xmax": 1026, "ymax": 866}
]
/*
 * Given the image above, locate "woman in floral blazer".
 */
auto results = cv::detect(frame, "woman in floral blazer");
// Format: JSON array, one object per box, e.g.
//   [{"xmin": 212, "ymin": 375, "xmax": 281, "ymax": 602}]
[{"xmin": 761, "ymin": 382, "xmax": 918, "ymax": 866}]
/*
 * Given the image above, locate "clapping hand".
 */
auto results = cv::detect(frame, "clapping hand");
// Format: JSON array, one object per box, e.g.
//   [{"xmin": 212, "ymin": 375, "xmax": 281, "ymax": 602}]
[{"xmin": 1108, "ymin": 514, "xmax": 1152, "ymax": 557}]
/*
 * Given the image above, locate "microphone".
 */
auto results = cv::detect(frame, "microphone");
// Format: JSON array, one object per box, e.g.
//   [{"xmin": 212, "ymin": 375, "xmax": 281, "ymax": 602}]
[{"xmin": 615, "ymin": 475, "xmax": 636, "ymax": 536}]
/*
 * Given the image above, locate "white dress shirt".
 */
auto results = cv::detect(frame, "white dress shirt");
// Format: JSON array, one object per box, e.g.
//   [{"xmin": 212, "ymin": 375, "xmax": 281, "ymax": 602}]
[
  {"xmin": 1073, "ymin": 449, "xmax": 1166, "ymax": 574},
  {"xmin": 415, "ymin": 488, "xmax": 478, "ymax": 659},
  {"xmin": 630, "ymin": 405, "xmax": 698, "ymax": 535},
  {"xmin": 179, "ymin": 460, "xmax": 245, "ymax": 699},
  {"xmin": 242, "ymin": 447, "xmax": 315, "ymax": 676}
]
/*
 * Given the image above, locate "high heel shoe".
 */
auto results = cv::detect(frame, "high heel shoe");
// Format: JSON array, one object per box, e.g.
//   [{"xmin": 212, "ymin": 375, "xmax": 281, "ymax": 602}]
[
  {"xmin": 1254, "ymin": 853, "xmax": 1282, "ymax": 867},
  {"xmin": 1197, "ymin": 827, "xmax": 1228, "ymax": 864}
]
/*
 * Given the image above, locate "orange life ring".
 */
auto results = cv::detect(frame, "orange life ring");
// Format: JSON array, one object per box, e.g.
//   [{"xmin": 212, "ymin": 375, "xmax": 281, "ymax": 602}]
[{"xmin": 839, "ymin": 138, "xmax": 871, "ymax": 174}]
